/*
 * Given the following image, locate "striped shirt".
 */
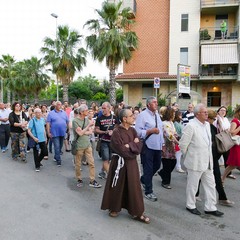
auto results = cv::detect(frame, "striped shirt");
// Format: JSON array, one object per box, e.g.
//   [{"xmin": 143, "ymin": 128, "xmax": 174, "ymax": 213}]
[{"xmin": 182, "ymin": 111, "xmax": 194, "ymax": 126}]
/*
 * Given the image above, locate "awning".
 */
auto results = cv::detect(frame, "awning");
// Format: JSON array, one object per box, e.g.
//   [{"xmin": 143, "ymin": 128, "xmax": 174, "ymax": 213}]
[{"xmin": 201, "ymin": 44, "xmax": 238, "ymax": 64}]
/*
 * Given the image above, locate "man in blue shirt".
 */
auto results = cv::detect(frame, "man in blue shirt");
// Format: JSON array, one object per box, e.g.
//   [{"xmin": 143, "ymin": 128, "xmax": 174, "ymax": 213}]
[
  {"xmin": 46, "ymin": 101, "xmax": 69, "ymax": 166},
  {"xmin": 135, "ymin": 96, "xmax": 164, "ymax": 202},
  {"xmin": 28, "ymin": 108, "xmax": 48, "ymax": 171}
]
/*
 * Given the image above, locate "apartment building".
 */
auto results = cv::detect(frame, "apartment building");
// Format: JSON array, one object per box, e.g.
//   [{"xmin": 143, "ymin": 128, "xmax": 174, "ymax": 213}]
[{"xmin": 109, "ymin": 0, "xmax": 240, "ymax": 109}]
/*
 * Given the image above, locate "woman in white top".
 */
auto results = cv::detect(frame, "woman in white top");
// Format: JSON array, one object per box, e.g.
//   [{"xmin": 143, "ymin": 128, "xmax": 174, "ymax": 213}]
[
  {"xmin": 213, "ymin": 106, "xmax": 235, "ymax": 179},
  {"xmin": 158, "ymin": 107, "xmax": 178, "ymax": 189}
]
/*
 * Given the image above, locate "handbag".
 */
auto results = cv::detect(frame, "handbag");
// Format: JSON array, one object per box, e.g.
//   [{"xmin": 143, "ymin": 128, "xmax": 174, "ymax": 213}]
[
  {"xmin": 96, "ymin": 139, "xmax": 101, "ymax": 152},
  {"xmin": 28, "ymin": 118, "xmax": 37, "ymax": 149},
  {"xmin": 71, "ymin": 118, "xmax": 85, "ymax": 155},
  {"xmin": 71, "ymin": 139, "xmax": 78, "ymax": 155},
  {"xmin": 231, "ymin": 135, "xmax": 240, "ymax": 145},
  {"xmin": 215, "ymin": 130, "xmax": 235, "ymax": 153}
]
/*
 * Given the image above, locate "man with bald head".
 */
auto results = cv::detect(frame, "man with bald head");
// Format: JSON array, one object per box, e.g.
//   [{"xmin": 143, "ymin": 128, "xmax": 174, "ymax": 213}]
[
  {"xmin": 46, "ymin": 101, "xmax": 69, "ymax": 166},
  {"xmin": 0, "ymin": 102, "xmax": 11, "ymax": 152}
]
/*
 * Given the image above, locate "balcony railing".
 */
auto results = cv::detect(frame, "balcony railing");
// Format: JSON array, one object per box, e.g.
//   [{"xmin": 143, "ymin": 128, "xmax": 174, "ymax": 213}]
[
  {"xmin": 200, "ymin": 26, "xmax": 238, "ymax": 40},
  {"xmin": 199, "ymin": 65, "xmax": 238, "ymax": 77},
  {"xmin": 201, "ymin": 0, "xmax": 239, "ymax": 8}
]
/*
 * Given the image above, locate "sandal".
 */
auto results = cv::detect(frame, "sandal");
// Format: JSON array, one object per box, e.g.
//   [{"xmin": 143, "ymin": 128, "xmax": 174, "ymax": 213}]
[
  {"xmin": 133, "ymin": 214, "xmax": 150, "ymax": 224},
  {"xmin": 109, "ymin": 211, "xmax": 118, "ymax": 217},
  {"xmin": 227, "ymin": 174, "xmax": 236, "ymax": 180}
]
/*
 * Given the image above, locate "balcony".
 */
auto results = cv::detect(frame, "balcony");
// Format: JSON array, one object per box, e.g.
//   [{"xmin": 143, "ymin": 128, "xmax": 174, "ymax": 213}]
[
  {"xmin": 201, "ymin": 0, "xmax": 239, "ymax": 14},
  {"xmin": 199, "ymin": 26, "xmax": 238, "ymax": 42},
  {"xmin": 109, "ymin": 0, "xmax": 136, "ymax": 18},
  {"xmin": 123, "ymin": 0, "xmax": 137, "ymax": 19},
  {"xmin": 199, "ymin": 64, "xmax": 238, "ymax": 80}
]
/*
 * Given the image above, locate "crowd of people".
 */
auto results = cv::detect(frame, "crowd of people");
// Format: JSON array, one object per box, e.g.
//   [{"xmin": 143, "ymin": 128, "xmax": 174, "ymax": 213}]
[{"xmin": 1, "ymin": 97, "xmax": 240, "ymax": 224}]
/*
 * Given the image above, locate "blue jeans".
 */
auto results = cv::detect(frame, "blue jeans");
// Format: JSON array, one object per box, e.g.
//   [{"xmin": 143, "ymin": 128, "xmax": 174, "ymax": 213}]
[
  {"xmin": 140, "ymin": 146, "xmax": 162, "ymax": 195},
  {"xmin": 52, "ymin": 136, "xmax": 64, "ymax": 164}
]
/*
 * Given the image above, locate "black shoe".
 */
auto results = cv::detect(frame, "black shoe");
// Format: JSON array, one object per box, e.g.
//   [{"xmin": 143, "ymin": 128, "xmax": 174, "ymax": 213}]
[
  {"xmin": 186, "ymin": 207, "xmax": 201, "ymax": 215},
  {"xmin": 204, "ymin": 210, "xmax": 224, "ymax": 217}
]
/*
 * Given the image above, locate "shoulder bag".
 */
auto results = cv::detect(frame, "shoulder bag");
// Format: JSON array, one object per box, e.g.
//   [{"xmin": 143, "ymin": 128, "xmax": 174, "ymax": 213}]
[
  {"xmin": 215, "ymin": 130, "xmax": 235, "ymax": 153},
  {"xmin": 28, "ymin": 118, "xmax": 38, "ymax": 149}
]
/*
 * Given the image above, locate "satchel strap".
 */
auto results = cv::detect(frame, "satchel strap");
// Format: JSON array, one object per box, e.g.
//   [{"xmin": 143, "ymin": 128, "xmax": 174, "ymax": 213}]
[{"xmin": 74, "ymin": 118, "xmax": 86, "ymax": 142}]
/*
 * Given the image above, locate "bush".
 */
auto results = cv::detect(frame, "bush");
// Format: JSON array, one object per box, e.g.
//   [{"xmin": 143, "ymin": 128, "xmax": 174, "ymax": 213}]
[{"xmin": 200, "ymin": 29, "xmax": 211, "ymax": 40}]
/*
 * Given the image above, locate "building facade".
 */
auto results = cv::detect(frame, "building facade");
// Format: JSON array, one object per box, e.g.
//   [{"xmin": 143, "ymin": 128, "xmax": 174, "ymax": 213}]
[{"xmin": 109, "ymin": 0, "xmax": 240, "ymax": 109}]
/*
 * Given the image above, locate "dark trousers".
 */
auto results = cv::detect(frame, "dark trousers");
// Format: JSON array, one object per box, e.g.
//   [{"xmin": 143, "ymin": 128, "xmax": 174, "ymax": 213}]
[
  {"xmin": 0, "ymin": 124, "xmax": 10, "ymax": 148},
  {"xmin": 140, "ymin": 146, "xmax": 161, "ymax": 195},
  {"xmin": 159, "ymin": 158, "xmax": 177, "ymax": 185},
  {"xmin": 33, "ymin": 142, "xmax": 48, "ymax": 168},
  {"xmin": 222, "ymin": 150, "xmax": 231, "ymax": 176},
  {"xmin": 212, "ymin": 147, "xmax": 227, "ymax": 200}
]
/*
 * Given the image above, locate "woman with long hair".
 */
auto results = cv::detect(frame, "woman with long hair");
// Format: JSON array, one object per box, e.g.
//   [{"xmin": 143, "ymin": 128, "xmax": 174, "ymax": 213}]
[
  {"xmin": 9, "ymin": 102, "xmax": 28, "ymax": 162},
  {"xmin": 222, "ymin": 106, "xmax": 240, "ymax": 184},
  {"xmin": 158, "ymin": 107, "xmax": 178, "ymax": 189},
  {"xmin": 213, "ymin": 106, "xmax": 235, "ymax": 179}
]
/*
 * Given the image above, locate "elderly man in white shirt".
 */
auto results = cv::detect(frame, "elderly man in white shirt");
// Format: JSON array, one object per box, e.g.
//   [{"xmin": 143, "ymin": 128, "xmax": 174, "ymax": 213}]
[
  {"xmin": 0, "ymin": 102, "xmax": 11, "ymax": 152},
  {"xmin": 179, "ymin": 103, "xmax": 224, "ymax": 217}
]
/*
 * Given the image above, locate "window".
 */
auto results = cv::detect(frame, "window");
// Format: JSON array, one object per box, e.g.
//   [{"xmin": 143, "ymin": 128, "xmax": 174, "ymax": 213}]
[
  {"xmin": 181, "ymin": 14, "xmax": 188, "ymax": 31},
  {"xmin": 207, "ymin": 92, "xmax": 221, "ymax": 107},
  {"xmin": 180, "ymin": 48, "xmax": 188, "ymax": 65},
  {"xmin": 142, "ymin": 84, "xmax": 153, "ymax": 99}
]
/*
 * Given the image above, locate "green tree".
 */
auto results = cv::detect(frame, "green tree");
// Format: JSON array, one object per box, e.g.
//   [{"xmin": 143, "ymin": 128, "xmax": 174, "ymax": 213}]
[
  {"xmin": 0, "ymin": 54, "xmax": 16, "ymax": 103},
  {"xmin": 68, "ymin": 80, "xmax": 93, "ymax": 100},
  {"xmin": 75, "ymin": 74, "xmax": 103, "ymax": 95},
  {"xmin": 84, "ymin": 1, "xmax": 138, "ymax": 105},
  {"xmin": 41, "ymin": 25, "xmax": 87, "ymax": 102},
  {"xmin": 116, "ymin": 87, "xmax": 123, "ymax": 103},
  {"xmin": 21, "ymin": 57, "xmax": 50, "ymax": 103}
]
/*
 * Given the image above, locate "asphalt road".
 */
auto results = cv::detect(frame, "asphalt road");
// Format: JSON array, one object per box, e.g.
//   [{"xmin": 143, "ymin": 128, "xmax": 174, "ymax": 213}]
[{"xmin": 0, "ymin": 147, "xmax": 239, "ymax": 240}]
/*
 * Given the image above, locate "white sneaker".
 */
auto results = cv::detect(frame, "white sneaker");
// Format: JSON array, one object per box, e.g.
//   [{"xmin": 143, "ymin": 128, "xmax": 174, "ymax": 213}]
[{"xmin": 176, "ymin": 168, "xmax": 185, "ymax": 173}]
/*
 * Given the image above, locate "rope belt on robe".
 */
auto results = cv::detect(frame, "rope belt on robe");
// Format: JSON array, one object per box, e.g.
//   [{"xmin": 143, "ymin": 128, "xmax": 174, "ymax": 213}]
[{"xmin": 111, "ymin": 153, "xmax": 125, "ymax": 188}]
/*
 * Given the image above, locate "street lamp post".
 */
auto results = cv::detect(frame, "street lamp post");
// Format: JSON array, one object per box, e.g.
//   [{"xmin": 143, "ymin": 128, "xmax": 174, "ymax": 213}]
[{"xmin": 50, "ymin": 13, "xmax": 59, "ymax": 101}]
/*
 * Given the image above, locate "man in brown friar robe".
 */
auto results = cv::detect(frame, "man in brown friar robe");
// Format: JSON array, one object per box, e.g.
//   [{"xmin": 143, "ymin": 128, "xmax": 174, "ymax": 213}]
[{"xmin": 101, "ymin": 109, "xmax": 150, "ymax": 223}]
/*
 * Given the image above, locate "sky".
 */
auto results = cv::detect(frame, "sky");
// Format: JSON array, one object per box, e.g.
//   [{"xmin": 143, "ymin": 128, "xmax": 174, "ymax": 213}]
[{"xmin": 0, "ymin": 0, "xmax": 111, "ymax": 80}]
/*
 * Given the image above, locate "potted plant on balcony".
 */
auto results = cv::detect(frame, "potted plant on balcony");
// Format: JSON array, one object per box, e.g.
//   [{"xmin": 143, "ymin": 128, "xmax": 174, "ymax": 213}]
[{"xmin": 200, "ymin": 29, "xmax": 211, "ymax": 40}]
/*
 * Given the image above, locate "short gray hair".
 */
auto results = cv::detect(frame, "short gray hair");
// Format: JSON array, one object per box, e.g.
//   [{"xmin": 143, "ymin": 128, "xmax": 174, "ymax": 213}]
[
  {"xmin": 119, "ymin": 109, "xmax": 130, "ymax": 122},
  {"xmin": 146, "ymin": 96, "xmax": 157, "ymax": 106},
  {"xmin": 34, "ymin": 108, "xmax": 41, "ymax": 113},
  {"xmin": 102, "ymin": 102, "xmax": 111, "ymax": 109},
  {"xmin": 194, "ymin": 103, "xmax": 205, "ymax": 116},
  {"xmin": 78, "ymin": 104, "xmax": 88, "ymax": 113}
]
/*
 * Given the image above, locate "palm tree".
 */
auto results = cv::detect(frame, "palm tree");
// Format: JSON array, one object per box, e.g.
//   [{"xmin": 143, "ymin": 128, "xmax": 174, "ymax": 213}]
[
  {"xmin": 22, "ymin": 57, "xmax": 50, "ymax": 103},
  {"xmin": 0, "ymin": 54, "xmax": 16, "ymax": 103},
  {"xmin": 84, "ymin": 1, "xmax": 138, "ymax": 105},
  {"xmin": 41, "ymin": 25, "xmax": 87, "ymax": 102}
]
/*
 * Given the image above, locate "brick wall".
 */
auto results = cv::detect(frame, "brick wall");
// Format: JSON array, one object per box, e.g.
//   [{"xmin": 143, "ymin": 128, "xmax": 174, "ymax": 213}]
[{"xmin": 124, "ymin": 0, "xmax": 170, "ymax": 73}]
